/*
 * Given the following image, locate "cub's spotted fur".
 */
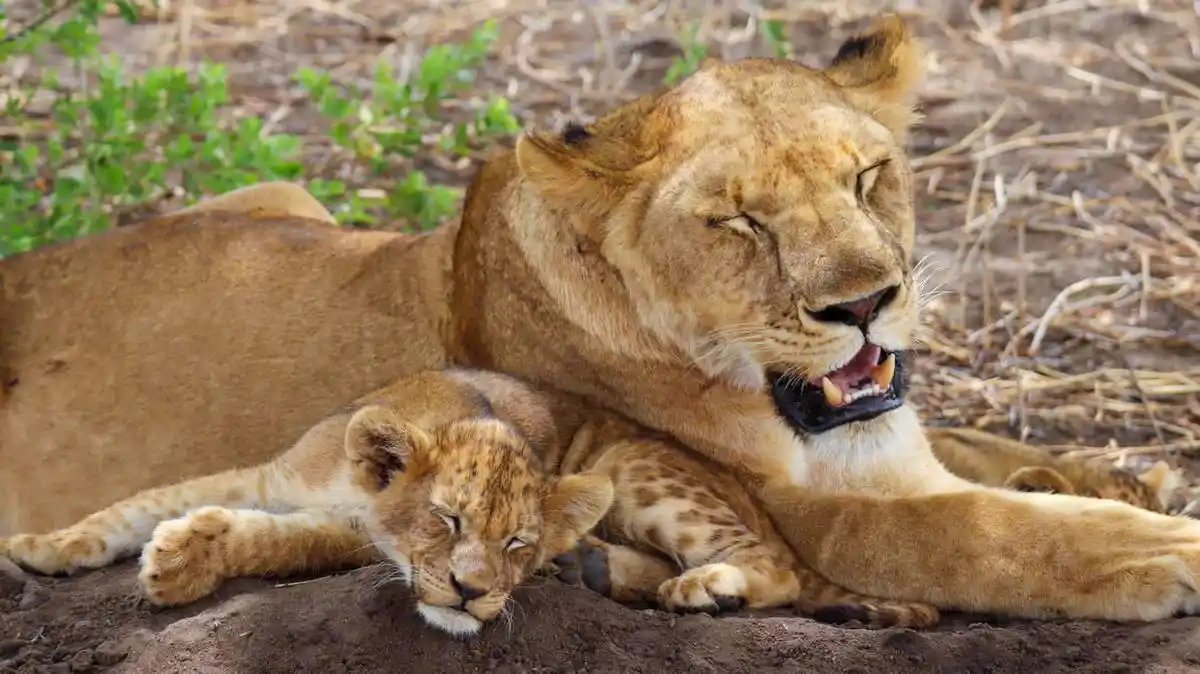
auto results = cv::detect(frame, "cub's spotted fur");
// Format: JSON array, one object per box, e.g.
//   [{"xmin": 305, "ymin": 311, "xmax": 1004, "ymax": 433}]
[
  {"xmin": 929, "ymin": 428, "xmax": 1183, "ymax": 513},
  {"xmin": 4, "ymin": 369, "xmax": 938, "ymax": 632}
]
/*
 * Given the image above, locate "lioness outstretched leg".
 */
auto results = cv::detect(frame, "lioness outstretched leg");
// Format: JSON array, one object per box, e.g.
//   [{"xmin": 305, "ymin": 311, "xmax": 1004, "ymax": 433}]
[
  {"xmin": 2, "ymin": 465, "xmax": 278, "ymax": 575},
  {"xmin": 139, "ymin": 506, "xmax": 376, "ymax": 606},
  {"xmin": 561, "ymin": 439, "xmax": 939, "ymax": 627}
]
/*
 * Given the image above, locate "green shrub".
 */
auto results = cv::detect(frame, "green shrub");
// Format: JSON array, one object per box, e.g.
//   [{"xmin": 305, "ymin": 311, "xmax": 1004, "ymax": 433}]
[{"xmin": 0, "ymin": 1, "xmax": 519, "ymax": 257}]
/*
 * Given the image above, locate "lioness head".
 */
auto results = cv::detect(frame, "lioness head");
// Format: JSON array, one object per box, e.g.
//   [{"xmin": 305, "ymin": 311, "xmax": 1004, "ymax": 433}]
[
  {"xmin": 344, "ymin": 406, "xmax": 613, "ymax": 637},
  {"xmin": 515, "ymin": 16, "xmax": 925, "ymax": 435}
]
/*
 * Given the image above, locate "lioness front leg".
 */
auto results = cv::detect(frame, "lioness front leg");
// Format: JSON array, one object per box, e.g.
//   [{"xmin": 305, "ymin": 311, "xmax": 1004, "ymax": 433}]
[
  {"xmin": 762, "ymin": 484, "xmax": 1200, "ymax": 621},
  {"xmin": 140, "ymin": 506, "xmax": 377, "ymax": 606},
  {"xmin": 572, "ymin": 439, "xmax": 939, "ymax": 626}
]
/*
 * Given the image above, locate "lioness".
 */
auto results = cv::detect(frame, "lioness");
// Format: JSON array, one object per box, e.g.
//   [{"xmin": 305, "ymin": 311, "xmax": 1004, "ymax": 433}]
[
  {"xmin": 2, "ymin": 369, "xmax": 937, "ymax": 632},
  {"xmin": 5, "ymin": 16, "xmax": 1200, "ymax": 622}
]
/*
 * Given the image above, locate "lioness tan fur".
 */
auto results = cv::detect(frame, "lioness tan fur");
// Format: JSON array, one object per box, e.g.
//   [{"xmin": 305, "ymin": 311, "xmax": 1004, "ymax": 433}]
[
  {"xmin": 2, "ymin": 369, "xmax": 939, "ymax": 631},
  {"xmin": 6, "ymin": 16, "xmax": 1200, "ymax": 623}
]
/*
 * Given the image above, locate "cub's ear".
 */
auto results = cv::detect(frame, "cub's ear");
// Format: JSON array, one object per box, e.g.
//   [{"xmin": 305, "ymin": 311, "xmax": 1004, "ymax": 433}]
[
  {"xmin": 824, "ymin": 15, "xmax": 923, "ymax": 137},
  {"xmin": 345, "ymin": 406, "xmax": 431, "ymax": 492},
  {"xmin": 514, "ymin": 95, "xmax": 661, "ymax": 232},
  {"xmin": 540, "ymin": 472, "xmax": 615, "ymax": 557}
]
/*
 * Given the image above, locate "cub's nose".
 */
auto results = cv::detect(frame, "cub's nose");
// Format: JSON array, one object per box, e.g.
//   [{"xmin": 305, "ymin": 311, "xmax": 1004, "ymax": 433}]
[
  {"xmin": 451, "ymin": 574, "xmax": 487, "ymax": 602},
  {"xmin": 808, "ymin": 286, "xmax": 898, "ymax": 328}
]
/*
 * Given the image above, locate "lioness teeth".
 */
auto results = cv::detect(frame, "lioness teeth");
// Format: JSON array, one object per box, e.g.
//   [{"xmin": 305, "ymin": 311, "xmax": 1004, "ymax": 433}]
[
  {"xmin": 845, "ymin": 385, "xmax": 883, "ymax": 402},
  {"xmin": 872, "ymin": 353, "xmax": 896, "ymax": 390},
  {"xmin": 821, "ymin": 376, "xmax": 845, "ymax": 407}
]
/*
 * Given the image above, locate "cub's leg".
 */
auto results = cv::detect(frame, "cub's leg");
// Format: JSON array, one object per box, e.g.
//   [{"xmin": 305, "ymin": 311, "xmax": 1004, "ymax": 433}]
[
  {"xmin": 1004, "ymin": 466, "xmax": 1076, "ymax": 494},
  {"xmin": 139, "ymin": 506, "xmax": 376, "ymax": 606},
  {"xmin": 928, "ymin": 427, "xmax": 1180, "ymax": 512},
  {"xmin": 2, "ymin": 466, "xmax": 279, "ymax": 575},
  {"xmin": 566, "ymin": 439, "xmax": 939, "ymax": 627}
]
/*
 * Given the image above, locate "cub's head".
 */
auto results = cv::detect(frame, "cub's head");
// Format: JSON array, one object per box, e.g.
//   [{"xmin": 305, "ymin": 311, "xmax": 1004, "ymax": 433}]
[
  {"xmin": 515, "ymin": 16, "xmax": 926, "ymax": 435},
  {"xmin": 345, "ymin": 406, "xmax": 613, "ymax": 638}
]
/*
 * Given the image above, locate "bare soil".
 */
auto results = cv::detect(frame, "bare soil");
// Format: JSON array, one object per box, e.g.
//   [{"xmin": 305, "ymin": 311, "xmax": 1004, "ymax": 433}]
[
  {"xmin": 3, "ymin": 0, "xmax": 1200, "ymax": 671},
  {"xmin": 6, "ymin": 560, "xmax": 1200, "ymax": 674}
]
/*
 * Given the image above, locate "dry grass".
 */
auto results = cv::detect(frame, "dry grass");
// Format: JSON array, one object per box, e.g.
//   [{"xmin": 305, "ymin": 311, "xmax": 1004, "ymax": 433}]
[{"xmin": 4, "ymin": 0, "xmax": 1199, "ymax": 474}]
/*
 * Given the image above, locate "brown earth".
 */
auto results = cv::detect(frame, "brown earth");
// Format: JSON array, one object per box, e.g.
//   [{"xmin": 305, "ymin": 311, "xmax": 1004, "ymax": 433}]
[
  {"xmin": 4, "ymin": 0, "xmax": 1200, "ymax": 671},
  {"xmin": 6, "ymin": 559, "xmax": 1200, "ymax": 674}
]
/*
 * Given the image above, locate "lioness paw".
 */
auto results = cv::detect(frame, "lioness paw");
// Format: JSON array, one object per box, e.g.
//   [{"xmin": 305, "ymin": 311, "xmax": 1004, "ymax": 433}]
[
  {"xmin": 138, "ymin": 506, "xmax": 233, "ymax": 606},
  {"xmin": 3, "ymin": 530, "xmax": 109, "ymax": 575},
  {"xmin": 657, "ymin": 563, "xmax": 747, "ymax": 614},
  {"xmin": 1118, "ymin": 553, "xmax": 1200, "ymax": 620}
]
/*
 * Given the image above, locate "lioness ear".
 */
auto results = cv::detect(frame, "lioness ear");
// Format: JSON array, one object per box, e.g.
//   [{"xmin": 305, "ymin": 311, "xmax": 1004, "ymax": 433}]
[
  {"xmin": 514, "ymin": 95, "xmax": 660, "ymax": 233},
  {"xmin": 824, "ymin": 15, "xmax": 923, "ymax": 137},
  {"xmin": 540, "ymin": 473, "xmax": 614, "ymax": 557},
  {"xmin": 344, "ymin": 406, "xmax": 430, "ymax": 492}
]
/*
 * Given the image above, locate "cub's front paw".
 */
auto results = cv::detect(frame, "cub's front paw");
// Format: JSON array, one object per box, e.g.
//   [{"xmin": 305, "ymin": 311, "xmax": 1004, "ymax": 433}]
[
  {"xmin": 551, "ymin": 538, "xmax": 614, "ymax": 597},
  {"xmin": 138, "ymin": 506, "xmax": 234, "ymax": 606},
  {"xmin": 657, "ymin": 563, "xmax": 747, "ymax": 614},
  {"xmin": 2, "ymin": 530, "xmax": 109, "ymax": 576}
]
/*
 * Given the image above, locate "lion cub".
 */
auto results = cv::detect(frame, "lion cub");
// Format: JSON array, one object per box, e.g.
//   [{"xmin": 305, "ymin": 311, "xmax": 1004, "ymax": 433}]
[
  {"xmin": 1, "ymin": 370, "xmax": 613, "ymax": 637},
  {"xmin": 928, "ymin": 427, "xmax": 1183, "ymax": 512},
  {"xmin": 4, "ymin": 369, "xmax": 938, "ymax": 632}
]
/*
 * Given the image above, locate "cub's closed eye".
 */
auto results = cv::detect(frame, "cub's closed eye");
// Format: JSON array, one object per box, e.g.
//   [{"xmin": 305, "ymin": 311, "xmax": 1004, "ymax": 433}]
[
  {"xmin": 505, "ymin": 538, "xmax": 527, "ymax": 552},
  {"xmin": 706, "ymin": 213, "xmax": 764, "ymax": 235},
  {"xmin": 438, "ymin": 513, "xmax": 461, "ymax": 534}
]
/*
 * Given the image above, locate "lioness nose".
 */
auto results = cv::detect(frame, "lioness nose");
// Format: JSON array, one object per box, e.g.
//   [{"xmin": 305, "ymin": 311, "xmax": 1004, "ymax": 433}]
[
  {"xmin": 809, "ymin": 286, "xmax": 898, "ymax": 328},
  {"xmin": 451, "ymin": 574, "xmax": 487, "ymax": 602}
]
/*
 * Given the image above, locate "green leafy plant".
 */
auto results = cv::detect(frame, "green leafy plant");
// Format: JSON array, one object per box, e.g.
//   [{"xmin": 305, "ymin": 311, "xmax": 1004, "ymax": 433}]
[
  {"xmin": 662, "ymin": 19, "xmax": 792, "ymax": 88},
  {"xmin": 293, "ymin": 18, "xmax": 520, "ymax": 228},
  {"xmin": 664, "ymin": 22, "xmax": 709, "ymax": 86},
  {"xmin": 762, "ymin": 19, "xmax": 791, "ymax": 59},
  {"xmin": 0, "ymin": 2, "xmax": 519, "ymax": 257}
]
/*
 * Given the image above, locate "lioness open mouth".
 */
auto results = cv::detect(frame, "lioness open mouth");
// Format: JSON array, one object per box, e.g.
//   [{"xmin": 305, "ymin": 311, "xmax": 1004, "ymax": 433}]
[{"xmin": 769, "ymin": 344, "xmax": 908, "ymax": 435}]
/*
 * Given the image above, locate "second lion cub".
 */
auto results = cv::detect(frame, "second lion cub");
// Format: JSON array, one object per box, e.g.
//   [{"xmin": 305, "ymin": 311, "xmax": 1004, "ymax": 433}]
[{"xmin": 3, "ymin": 368, "xmax": 938, "ymax": 632}]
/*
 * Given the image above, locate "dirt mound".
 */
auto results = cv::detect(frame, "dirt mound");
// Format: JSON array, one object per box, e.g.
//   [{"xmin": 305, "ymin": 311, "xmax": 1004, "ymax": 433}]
[{"xmin": 3, "ymin": 560, "xmax": 1199, "ymax": 673}]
